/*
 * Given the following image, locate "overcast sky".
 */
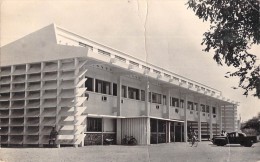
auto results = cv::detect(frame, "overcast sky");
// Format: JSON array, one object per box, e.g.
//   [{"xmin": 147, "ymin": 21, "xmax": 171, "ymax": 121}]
[{"xmin": 1, "ymin": 0, "xmax": 259, "ymax": 121}]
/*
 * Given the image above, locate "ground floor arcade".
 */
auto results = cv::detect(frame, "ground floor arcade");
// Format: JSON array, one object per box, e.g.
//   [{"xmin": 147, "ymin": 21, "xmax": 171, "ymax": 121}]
[{"xmin": 83, "ymin": 117, "xmax": 220, "ymax": 145}]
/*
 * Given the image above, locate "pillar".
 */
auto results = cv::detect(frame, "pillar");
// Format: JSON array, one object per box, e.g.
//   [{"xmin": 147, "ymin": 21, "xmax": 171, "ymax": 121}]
[
  {"xmin": 116, "ymin": 76, "xmax": 122, "ymax": 144},
  {"xmin": 168, "ymin": 122, "xmax": 171, "ymax": 143},
  {"xmin": 233, "ymin": 105, "xmax": 236, "ymax": 131},
  {"xmin": 224, "ymin": 105, "xmax": 226, "ymax": 131},
  {"xmin": 145, "ymin": 81, "xmax": 151, "ymax": 144},
  {"xmin": 209, "ymin": 102, "xmax": 213, "ymax": 139},
  {"xmin": 219, "ymin": 104, "xmax": 222, "ymax": 134},
  {"xmin": 173, "ymin": 122, "xmax": 176, "ymax": 142},
  {"xmin": 184, "ymin": 94, "xmax": 188, "ymax": 142},
  {"xmin": 116, "ymin": 118, "xmax": 122, "ymax": 144},
  {"xmin": 146, "ymin": 117, "xmax": 150, "ymax": 145},
  {"xmin": 117, "ymin": 76, "xmax": 122, "ymax": 116},
  {"xmin": 198, "ymin": 98, "xmax": 202, "ymax": 142},
  {"xmin": 166, "ymin": 89, "xmax": 171, "ymax": 119},
  {"xmin": 145, "ymin": 81, "xmax": 150, "ymax": 116}
]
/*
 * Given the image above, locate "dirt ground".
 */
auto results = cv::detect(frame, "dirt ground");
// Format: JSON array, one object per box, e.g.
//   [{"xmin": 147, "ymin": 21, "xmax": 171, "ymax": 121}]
[{"xmin": 0, "ymin": 142, "xmax": 259, "ymax": 162}]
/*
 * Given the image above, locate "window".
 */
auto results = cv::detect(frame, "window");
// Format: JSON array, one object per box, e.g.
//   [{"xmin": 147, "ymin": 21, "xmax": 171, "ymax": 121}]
[
  {"xmin": 212, "ymin": 107, "xmax": 216, "ymax": 114},
  {"xmin": 150, "ymin": 119, "xmax": 157, "ymax": 132},
  {"xmin": 95, "ymin": 79, "xmax": 111, "ymax": 95},
  {"xmin": 180, "ymin": 99, "xmax": 184, "ymax": 108},
  {"xmin": 113, "ymin": 83, "xmax": 117, "ymax": 96},
  {"xmin": 201, "ymin": 104, "xmax": 206, "ymax": 112},
  {"xmin": 121, "ymin": 85, "xmax": 127, "ymax": 98},
  {"xmin": 206, "ymin": 105, "xmax": 210, "ymax": 113},
  {"xmin": 163, "ymin": 95, "xmax": 166, "ymax": 105},
  {"xmin": 128, "ymin": 87, "xmax": 140, "ymax": 100},
  {"xmin": 87, "ymin": 118, "xmax": 102, "ymax": 132},
  {"xmin": 171, "ymin": 98, "xmax": 179, "ymax": 107},
  {"xmin": 141, "ymin": 90, "xmax": 145, "ymax": 101},
  {"xmin": 188, "ymin": 101, "xmax": 193, "ymax": 110},
  {"xmin": 194, "ymin": 103, "xmax": 198, "ymax": 111},
  {"xmin": 152, "ymin": 92, "xmax": 161, "ymax": 104},
  {"xmin": 158, "ymin": 120, "xmax": 166, "ymax": 132},
  {"xmin": 85, "ymin": 77, "xmax": 93, "ymax": 91}
]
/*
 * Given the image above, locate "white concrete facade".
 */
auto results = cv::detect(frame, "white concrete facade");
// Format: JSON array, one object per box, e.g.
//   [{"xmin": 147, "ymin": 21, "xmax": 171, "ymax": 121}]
[{"xmin": 0, "ymin": 24, "xmax": 238, "ymax": 146}]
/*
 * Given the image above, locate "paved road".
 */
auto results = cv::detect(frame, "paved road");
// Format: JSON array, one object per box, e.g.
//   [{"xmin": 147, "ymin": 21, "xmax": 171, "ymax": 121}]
[{"xmin": 0, "ymin": 142, "xmax": 259, "ymax": 162}]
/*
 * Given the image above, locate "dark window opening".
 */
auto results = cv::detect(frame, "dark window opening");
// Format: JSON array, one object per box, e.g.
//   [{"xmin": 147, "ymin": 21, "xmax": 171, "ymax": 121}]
[
  {"xmin": 171, "ymin": 98, "xmax": 179, "ymax": 107},
  {"xmin": 128, "ymin": 87, "xmax": 140, "ymax": 100},
  {"xmin": 194, "ymin": 103, "xmax": 198, "ymax": 111},
  {"xmin": 188, "ymin": 101, "xmax": 193, "ymax": 110},
  {"xmin": 113, "ymin": 83, "xmax": 117, "ymax": 96},
  {"xmin": 85, "ymin": 77, "xmax": 93, "ymax": 91},
  {"xmin": 122, "ymin": 85, "xmax": 127, "ymax": 98},
  {"xmin": 163, "ymin": 95, "xmax": 166, "ymax": 105},
  {"xmin": 201, "ymin": 104, "xmax": 206, "ymax": 112},
  {"xmin": 95, "ymin": 79, "xmax": 111, "ymax": 95},
  {"xmin": 206, "ymin": 105, "xmax": 210, "ymax": 113},
  {"xmin": 180, "ymin": 99, "xmax": 184, "ymax": 108},
  {"xmin": 212, "ymin": 107, "xmax": 216, "ymax": 114},
  {"xmin": 141, "ymin": 90, "xmax": 145, "ymax": 101},
  {"xmin": 87, "ymin": 118, "xmax": 102, "ymax": 132},
  {"xmin": 152, "ymin": 92, "xmax": 161, "ymax": 104}
]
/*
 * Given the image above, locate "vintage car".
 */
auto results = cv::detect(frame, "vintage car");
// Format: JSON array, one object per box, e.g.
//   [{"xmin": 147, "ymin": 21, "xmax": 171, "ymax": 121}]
[{"xmin": 212, "ymin": 132, "xmax": 257, "ymax": 147}]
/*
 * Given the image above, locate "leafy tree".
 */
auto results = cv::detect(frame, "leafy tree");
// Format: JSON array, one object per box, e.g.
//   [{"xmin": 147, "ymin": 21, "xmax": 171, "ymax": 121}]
[
  {"xmin": 241, "ymin": 112, "xmax": 260, "ymax": 135},
  {"xmin": 186, "ymin": 0, "xmax": 260, "ymax": 98}
]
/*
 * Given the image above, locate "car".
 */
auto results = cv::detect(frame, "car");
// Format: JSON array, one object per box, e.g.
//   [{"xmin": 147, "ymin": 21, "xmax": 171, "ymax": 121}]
[{"xmin": 212, "ymin": 132, "xmax": 257, "ymax": 147}]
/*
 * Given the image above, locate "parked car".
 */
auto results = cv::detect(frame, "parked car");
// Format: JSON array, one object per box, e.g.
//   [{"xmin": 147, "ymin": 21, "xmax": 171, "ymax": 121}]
[{"xmin": 212, "ymin": 132, "xmax": 257, "ymax": 147}]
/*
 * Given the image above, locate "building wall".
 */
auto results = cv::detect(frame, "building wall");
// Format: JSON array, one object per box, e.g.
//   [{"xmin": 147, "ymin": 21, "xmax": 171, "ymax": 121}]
[
  {"xmin": 222, "ymin": 105, "xmax": 238, "ymax": 132},
  {"xmin": 0, "ymin": 58, "xmax": 87, "ymax": 146},
  {"xmin": 121, "ymin": 118, "xmax": 148, "ymax": 145},
  {"xmin": 84, "ymin": 66, "xmax": 220, "ymax": 123}
]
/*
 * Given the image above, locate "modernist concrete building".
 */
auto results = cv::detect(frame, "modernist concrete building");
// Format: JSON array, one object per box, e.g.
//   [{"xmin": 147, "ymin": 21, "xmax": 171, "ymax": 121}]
[{"xmin": 0, "ymin": 24, "xmax": 238, "ymax": 147}]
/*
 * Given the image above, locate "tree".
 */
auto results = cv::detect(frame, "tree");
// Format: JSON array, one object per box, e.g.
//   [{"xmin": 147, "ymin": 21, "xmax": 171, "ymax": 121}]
[
  {"xmin": 187, "ymin": 0, "xmax": 260, "ymax": 98},
  {"xmin": 241, "ymin": 112, "xmax": 260, "ymax": 135}
]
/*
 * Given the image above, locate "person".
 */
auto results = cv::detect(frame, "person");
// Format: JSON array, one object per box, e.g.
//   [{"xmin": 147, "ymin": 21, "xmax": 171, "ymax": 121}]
[
  {"xmin": 190, "ymin": 129, "xmax": 197, "ymax": 147},
  {"xmin": 221, "ymin": 130, "xmax": 227, "ymax": 136},
  {"xmin": 49, "ymin": 126, "xmax": 58, "ymax": 147}
]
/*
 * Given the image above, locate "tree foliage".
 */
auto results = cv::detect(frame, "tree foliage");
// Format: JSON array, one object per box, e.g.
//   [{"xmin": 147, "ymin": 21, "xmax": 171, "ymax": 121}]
[
  {"xmin": 187, "ymin": 0, "xmax": 260, "ymax": 98},
  {"xmin": 241, "ymin": 112, "xmax": 260, "ymax": 135}
]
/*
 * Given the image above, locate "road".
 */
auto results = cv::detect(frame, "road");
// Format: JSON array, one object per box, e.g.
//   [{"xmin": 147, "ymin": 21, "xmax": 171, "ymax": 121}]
[{"xmin": 0, "ymin": 142, "xmax": 259, "ymax": 162}]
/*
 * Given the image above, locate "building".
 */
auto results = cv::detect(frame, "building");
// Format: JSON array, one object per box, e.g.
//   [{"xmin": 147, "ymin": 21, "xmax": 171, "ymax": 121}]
[
  {"xmin": 221, "ymin": 105, "xmax": 239, "ymax": 132},
  {"xmin": 0, "ymin": 24, "xmax": 238, "ymax": 147}
]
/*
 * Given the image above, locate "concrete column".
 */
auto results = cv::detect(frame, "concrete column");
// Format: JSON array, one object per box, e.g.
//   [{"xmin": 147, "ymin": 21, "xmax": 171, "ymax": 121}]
[
  {"xmin": 219, "ymin": 104, "xmax": 222, "ymax": 134},
  {"xmin": 224, "ymin": 105, "xmax": 226, "ymax": 131},
  {"xmin": 93, "ymin": 78, "xmax": 96, "ymax": 92},
  {"xmin": 198, "ymin": 98, "xmax": 202, "ymax": 142},
  {"xmin": 110, "ymin": 82, "xmax": 113, "ymax": 95},
  {"xmin": 126, "ymin": 86, "xmax": 128, "ymax": 99},
  {"xmin": 146, "ymin": 117, "xmax": 150, "ymax": 145},
  {"xmin": 116, "ymin": 118, "xmax": 122, "ymax": 144},
  {"xmin": 145, "ymin": 81, "xmax": 150, "ymax": 116},
  {"xmin": 184, "ymin": 94, "xmax": 188, "ymax": 142},
  {"xmin": 167, "ymin": 89, "xmax": 171, "ymax": 119},
  {"xmin": 173, "ymin": 122, "xmax": 176, "ymax": 142},
  {"xmin": 209, "ymin": 102, "xmax": 213, "ymax": 139},
  {"xmin": 156, "ymin": 120, "xmax": 159, "ymax": 144},
  {"xmin": 233, "ymin": 105, "xmax": 236, "ymax": 131},
  {"xmin": 117, "ymin": 76, "xmax": 122, "ymax": 116},
  {"xmin": 168, "ymin": 122, "xmax": 171, "ymax": 143},
  {"xmin": 101, "ymin": 118, "xmax": 104, "ymax": 145}
]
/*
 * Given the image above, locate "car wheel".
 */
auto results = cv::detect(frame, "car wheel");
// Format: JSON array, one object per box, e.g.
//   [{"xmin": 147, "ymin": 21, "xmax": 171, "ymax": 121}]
[{"xmin": 244, "ymin": 141, "xmax": 253, "ymax": 147}]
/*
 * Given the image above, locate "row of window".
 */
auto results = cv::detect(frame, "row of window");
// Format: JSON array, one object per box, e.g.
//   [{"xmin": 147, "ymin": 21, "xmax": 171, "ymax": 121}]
[{"xmin": 85, "ymin": 77, "xmax": 216, "ymax": 113}]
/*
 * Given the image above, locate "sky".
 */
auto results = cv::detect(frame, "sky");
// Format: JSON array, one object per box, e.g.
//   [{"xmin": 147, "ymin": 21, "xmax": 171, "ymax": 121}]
[{"xmin": 1, "ymin": 0, "xmax": 259, "ymax": 122}]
